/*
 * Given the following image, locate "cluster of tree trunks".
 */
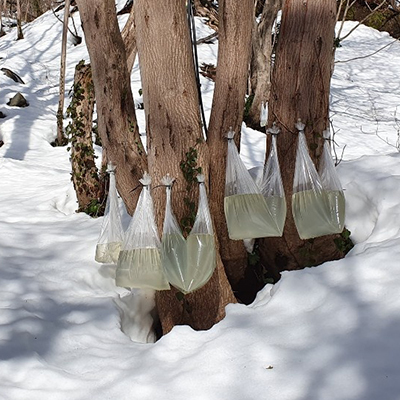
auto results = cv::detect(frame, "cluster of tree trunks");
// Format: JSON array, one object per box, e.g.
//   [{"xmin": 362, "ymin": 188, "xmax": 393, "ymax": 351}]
[{"xmin": 74, "ymin": 0, "xmax": 343, "ymax": 335}]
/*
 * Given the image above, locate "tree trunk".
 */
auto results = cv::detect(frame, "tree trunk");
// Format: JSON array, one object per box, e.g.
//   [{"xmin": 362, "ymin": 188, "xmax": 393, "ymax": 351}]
[
  {"xmin": 56, "ymin": 0, "xmax": 70, "ymax": 146},
  {"xmin": 77, "ymin": 0, "xmax": 147, "ymax": 215},
  {"xmin": 207, "ymin": 0, "xmax": 254, "ymax": 288},
  {"xmin": 67, "ymin": 61, "xmax": 104, "ymax": 215},
  {"xmin": 16, "ymin": 0, "xmax": 24, "ymax": 39},
  {"xmin": 135, "ymin": 0, "xmax": 235, "ymax": 334},
  {"xmin": 246, "ymin": 0, "xmax": 282, "ymax": 129},
  {"xmin": 0, "ymin": 0, "xmax": 4, "ymax": 37},
  {"xmin": 259, "ymin": 0, "xmax": 344, "ymax": 275},
  {"xmin": 121, "ymin": 6, "xmax": 137, "ymax": 73}
]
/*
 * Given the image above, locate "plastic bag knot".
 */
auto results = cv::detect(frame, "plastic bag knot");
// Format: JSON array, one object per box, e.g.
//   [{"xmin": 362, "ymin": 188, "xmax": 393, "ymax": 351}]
[
  {"xmin": 139, "ymin": 171, "xmax": 152, "ymax": 186},
  {"xmin": 161, "ymin": 174, "xmax": 175, "ymax": 187},
  {"xmin": 267, "ymin": 122, "xmax": 280, "ymax": 136},
  {"xmin": 323, "ymin": 128, "xmax": 331, "ymax": 140},
  {"xmin": 295, "ymin": 119, "xmax": 305, "ymax": 132},
  {"xmin": 226, "ymin": 127, "xmax": 235, "ymax": 140},
  {"xmin": 196, "ymin": 174, "xmax": 205, "ymax": 184}
]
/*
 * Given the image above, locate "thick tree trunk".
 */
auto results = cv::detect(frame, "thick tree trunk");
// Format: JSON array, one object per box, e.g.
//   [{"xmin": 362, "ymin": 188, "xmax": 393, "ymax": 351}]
[
  {"xmin": 259, "ymin": 0, "xmax": 343, "ymax": 275},
  {"xmin": 246, "ymin": 0, "xmax": 282, "ymax": 129},
  {"xmin": 56, "ymin": 0, "xmax": 70, "ymax": 146},
  {"xmin": 77, "ymin": 0, "xmax": 147, "ymax": 214},
  {"xmin": 207, "ymin": 0, "xmax": 254, "ymax": 288},
  {"xmin": 135, "ymin": 0, "xmax": 235, "ymax": 334},
  {"xmin": 121, "ymin": 7, "xmax": 137, "ymax": 73},
  {"xmin": 67, "ymin": 62, "xmax": 103, "ymax": 215},
  {"xmin": 16, "ymin": 0, "xmax": 24, "ymax": 39}
]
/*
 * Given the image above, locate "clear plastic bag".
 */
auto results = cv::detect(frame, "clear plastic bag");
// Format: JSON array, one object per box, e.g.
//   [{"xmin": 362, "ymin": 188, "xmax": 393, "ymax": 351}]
[
  {"xmin": 319, "ymin": 129, "xmax": 345, "ymax": 233},
  {"xmin": 95, "ymin": 164, "xmax": 124, "ymax": 264},
  {"xmin": 116, "ymin": 173, "xmax": 170, "ymax": 290},
  {"xmin": 160, "ymin": 175, "xmax": 187, "ymax": 292},
  {"xmin": 186, "ymin": 174, "xmax": 216, "ymax": 292},
  {"xmin": 260, "ymin": 101, "xmax": 268, "ymax": 127},
  {"xmin": 259, "ymin": 123, "xmax": 287, "ymax": 236},
  {"xmin": 292, "ymin": 121, "xmax": 342, "ymax": 239},
  {"xmin": 161, "ymin": 175, "xmax": 216, "ymax": 294},
  {"xmin": 224, "ymin": 128, "xmax": 279, "ymax": 240}
]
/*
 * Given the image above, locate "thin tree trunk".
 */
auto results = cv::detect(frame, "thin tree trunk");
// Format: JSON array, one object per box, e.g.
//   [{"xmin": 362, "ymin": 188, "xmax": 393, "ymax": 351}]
[
  {"xmin": 77, "ymin": 0, "xmax": 147, "ymax": 214},
  {"xmin": 16, "ymin": 0, "xmax": 24, "ymax": 39},
  {"xmin": 68, "ymin": 62, "xmax": 103, "ymax": 214},
  {"xmin": 56, "ymin": 0, "xmax": 70, "ymax": 146},
  {"xmin": 121, "ymin": 6, "xmax": 137, "ymax": 73},
  {"xmin": 246, "ymin": 0, "xmax": 282, "ymax": 129},
  {"xmin": 207, "ymin": 0, "xmax": 254, "ymax": 288},
  {"xmin": 0, "ymin": 0, "xmax": 4, "ymax": 37},
  {"xmin": 259, "ymin": 0, "xmax": 343, "ymax": 275},
  {"xmin": 135, "ymin": 0, "xmax": 235, "ymax": 334}
]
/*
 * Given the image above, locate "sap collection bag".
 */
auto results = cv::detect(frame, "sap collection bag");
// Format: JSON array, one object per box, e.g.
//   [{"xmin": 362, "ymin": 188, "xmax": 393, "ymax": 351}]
[
  {"xmin": 224, "ymin": 128, "xmax": 283, "ymax": 240},
  {"xmin": 292, "ymin": 121, "xmax": 345, "ymax": 239},
  {"xmin": 115, "ymin": 173, "xmax": 170, "ymax": 290},
  {"xmin": 161, "ymin": 175, "xmax": 215, "ymax": 294},
  {"xmin": 95, "ymin": 164, "xmax": 124, "ymax": 264}
]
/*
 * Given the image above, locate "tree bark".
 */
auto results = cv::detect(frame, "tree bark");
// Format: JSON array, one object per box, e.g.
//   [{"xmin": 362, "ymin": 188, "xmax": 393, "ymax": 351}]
[
  {"xmin": 77, "ymin": 0, "xmax": 147, "ymax": 215},
  {"xmin": 207, "ymin": 0, "xmax": 254, "ymax": 288},
  {"xmin": 121, "ymin": 6, "xmax": 137, "ymax": 73},
  {"xmin": 56, "ymin": 0, "xmax": 70, "ymax": 146},
  {"xmin": 259, "ymin": 0, "xmax": 343, "ymax": 275},
  {"xmin": 0, "ymin": 0, "xmax": 5, "ymax": 37},
  {"xmin": 67, "ymin": 62, "xmax": 103, "ymax": 215},
  {"xmin": 246, "ymin": 0, "xmax": 282, "ymax": 129},
  {"xmin": 16, "ymin": 0, "xmax": 24, "ymax": 39},
  {"xmin": 135, "ymin": 0, "xmax": 235, "ymax": 334}
]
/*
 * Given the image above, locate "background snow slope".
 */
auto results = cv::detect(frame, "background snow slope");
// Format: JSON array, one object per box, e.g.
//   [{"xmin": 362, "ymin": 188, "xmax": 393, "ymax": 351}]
[{"xmin": 0, "ymin": 8, "xmax": 400, "ymax": 400}]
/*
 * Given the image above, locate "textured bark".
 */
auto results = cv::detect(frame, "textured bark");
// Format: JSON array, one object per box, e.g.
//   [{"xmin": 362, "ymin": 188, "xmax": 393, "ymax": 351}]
[
  {"xmin": 135, "ymin": 0, "xmax": 235, "ymax": 334},
  {"xmin": 260, "ymin": 0, "xmax": 343, "ymax": 274},
  {"xmin": 68, "ymin": 62, "xmax": 103, "ymax": 213},
  {"xmin": 16, "ymin": 0, "xmax": 24, "ymax": 39},
  {"xmin": 246, "ymin": 0, "xmax": 282, "ymax": 129},
  {"xmin": 207, "ymin": 0, "xmax": 254, "ymax": 287},
  {"xmin": 0, "ymin": 0, "xmax": 4, "ymax": 37},
  {"xmin": 121, "ymin": 6, "xmax": 137, "ymax": 73},
  {"xmin": 77, "ymin": 0, "xmax": 147, "ymax": 214},
  {"xmin": 56, "ymin": 0, "xmax": 70, "ymax": 146}
]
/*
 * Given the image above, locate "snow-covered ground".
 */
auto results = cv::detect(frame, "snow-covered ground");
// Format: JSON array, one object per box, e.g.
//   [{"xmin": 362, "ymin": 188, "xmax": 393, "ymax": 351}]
[{"xmin": 1, "ymin": 6, "xmax": 400, "ymax": 400}]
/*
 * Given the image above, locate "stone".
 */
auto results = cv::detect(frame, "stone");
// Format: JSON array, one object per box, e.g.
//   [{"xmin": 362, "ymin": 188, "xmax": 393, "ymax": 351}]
[{"xmin": 7, "ymin": 92, "xmax": 29, "ymax": 108}]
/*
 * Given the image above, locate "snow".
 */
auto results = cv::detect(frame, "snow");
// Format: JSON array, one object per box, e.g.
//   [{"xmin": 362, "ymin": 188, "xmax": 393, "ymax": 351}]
[{"xmin": 1, "ymin": 8, "xmax": 400, "ymax": 400}]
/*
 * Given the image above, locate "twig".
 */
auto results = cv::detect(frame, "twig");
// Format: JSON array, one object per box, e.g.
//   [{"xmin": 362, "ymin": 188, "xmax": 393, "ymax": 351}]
[
  {"xmin": 338, "ymin": 0, "xmax": 388, "ymax": 43},
  {"xmin": 335, "ymin": 38, "xmax": 398, "ymax": 63},
  {"xmin": 196, "ymin": 31, "xmax": 218, "ymax": 45},
  {"xmin": 51, "ymin": 5, "xmax": 78, "ymax": 39}
]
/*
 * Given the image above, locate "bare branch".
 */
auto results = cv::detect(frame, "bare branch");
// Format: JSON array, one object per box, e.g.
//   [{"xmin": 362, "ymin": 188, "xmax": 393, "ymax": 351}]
[
  {"xmin": 335, "ymin": 38, "xmax": 398, "ymax": 63},
  {"xmin": 338, "ymin": 0, "xmax": 388, "ymax": 43}
]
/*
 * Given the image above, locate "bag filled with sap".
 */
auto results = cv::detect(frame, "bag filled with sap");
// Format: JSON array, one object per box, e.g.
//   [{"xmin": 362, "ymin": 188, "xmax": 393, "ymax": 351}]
[
  {"xmin": 95, "ymin": 164, "xmax": 124, "ymax": 264},
  {"xmin": 258, "ymin": 123, "xmax": 287, "ymax": 236},
  {"xmin": 318, "ymin": 128, "xmax": 345, "ymax": 233},
  {"xmin": 116, "ymin": 172, "xmax": 170, "ymax": 290},
  {"xmin": 161, "ymin": 175, "xmax": 216, "ymax": 294},
  {"xmin": 186, "ymin": 174, "xmax": 216, "ymax": 292},
  {"xmin": 224, "ymin": 128, "xmax": 279, "ymax": 240},
  {"xmin": 292, "ymin": 121, "xmax": 342, "ymax": 239},
  {"xmin": 160, "ymin": 175, "xmax": 187, "ymax": 292}
]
